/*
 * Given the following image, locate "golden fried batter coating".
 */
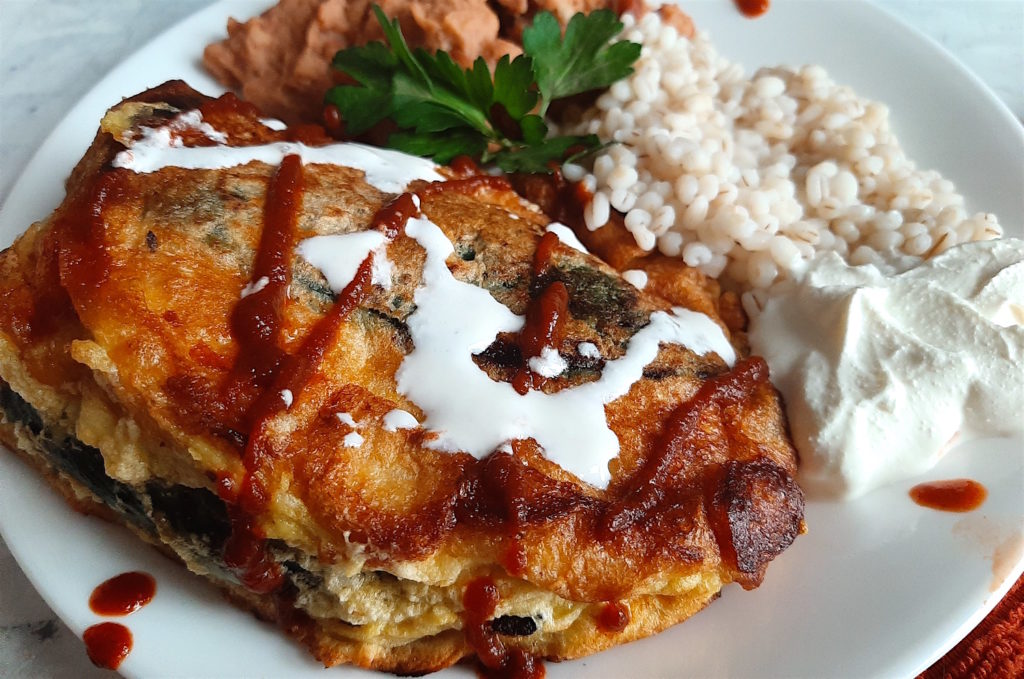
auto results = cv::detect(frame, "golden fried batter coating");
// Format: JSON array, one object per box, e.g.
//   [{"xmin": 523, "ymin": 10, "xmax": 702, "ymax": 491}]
[{"xmin": 0, "ymin": 81, "xmax": 802, "ymax": 674}]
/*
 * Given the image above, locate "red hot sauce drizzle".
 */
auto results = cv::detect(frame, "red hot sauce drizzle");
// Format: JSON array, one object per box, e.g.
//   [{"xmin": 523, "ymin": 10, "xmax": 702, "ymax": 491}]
[
  {"xmin": 512, "ymin": 281, "xmax": 570, "ymax": 395},
  {"xmin": 511, "ymin": 231, "xmax": 572, "ymax": 394},
  {"xmin": 374, "ymin": 192, "xmax": 420, "ymax": 239},
  {"xmin": 228, "ymin": 153, "xmax": 304, "ymax": 403},
  {"xmin": 54, "ymin": 170, "xmax": 129, "ymax": 301},
  {"xmin": 463, "ymin": 577, "xmax": 545, "ymax": 679},
  {"xmin": 89, "ymin": 571, "xmax": 156, "ymax": 616},
  {"xmin": 83, "ymin": 622, "xmax": 132, "ymax": 670},
  {"xmin": 531, "ymin": 230, "xmax": 560, "ymax": 278},
  {"xmin": 219, "ymin": 153, "xmax": 307, "ymax": 594},
  {"xmin": 909, "ymin": 479, "xmax": 987, "ymax": 512},
  {"xmin": 221, "ymin": 167, "xmax": 427, "ymax": 595},
  {"xmin": 175, "ymin": 149, "xmax": 576, "ymax": 673}
]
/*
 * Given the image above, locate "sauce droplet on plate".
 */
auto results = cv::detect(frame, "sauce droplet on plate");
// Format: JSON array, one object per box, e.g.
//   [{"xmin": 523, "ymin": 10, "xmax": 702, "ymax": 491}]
[
  {"xmin": 909, "ymin": 479, "xmax": 987, "ymax": 512},
  {"xmin": 735, "ymin": 0, "xmax": 770, "ymax": 18},
  {"xmin": 83, "ymin": 622, "xmax": 132, "ymax": 670},
  {"xmin": 89, "ymin": 571, "xmax": 156, "ymax": 616}
]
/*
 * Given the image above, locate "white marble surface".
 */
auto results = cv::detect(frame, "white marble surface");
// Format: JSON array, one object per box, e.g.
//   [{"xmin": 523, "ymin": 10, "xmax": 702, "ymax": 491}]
[{"xmin": 0, "ymin": 0, "xmax": 1021, "ymax": 676}]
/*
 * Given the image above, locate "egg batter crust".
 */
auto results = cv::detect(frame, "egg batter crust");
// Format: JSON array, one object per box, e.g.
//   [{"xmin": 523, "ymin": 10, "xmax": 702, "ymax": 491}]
[{"xmin": 0, "ymin": 81, "xmax": 803, "ymax": 675}]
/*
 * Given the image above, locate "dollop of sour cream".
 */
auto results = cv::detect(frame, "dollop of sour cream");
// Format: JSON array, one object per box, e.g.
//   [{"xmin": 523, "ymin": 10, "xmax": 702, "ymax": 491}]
[{"xmin": 749, "ymin": 239, "xmax": 1024, "ymax": 499}]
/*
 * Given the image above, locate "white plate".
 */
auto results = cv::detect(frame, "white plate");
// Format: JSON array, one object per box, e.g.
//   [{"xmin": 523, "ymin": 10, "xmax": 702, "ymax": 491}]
[{"xmin": 1, "ymin": 1, "xmax": 1022, "ymax": 677}]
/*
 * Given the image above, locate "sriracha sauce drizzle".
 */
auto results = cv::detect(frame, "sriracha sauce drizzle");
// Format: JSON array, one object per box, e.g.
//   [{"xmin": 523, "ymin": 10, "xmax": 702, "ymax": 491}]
[
  {"xmin": 510, "ymin": 230, "xmax": 573, "ymax": 395},
  {"xmin": 462, "ymin": 577, "xmax": 545, "ymax": 679},
  {"xmin": 218, "ymin": 158, "xmax": 516, "ymax": 599}
]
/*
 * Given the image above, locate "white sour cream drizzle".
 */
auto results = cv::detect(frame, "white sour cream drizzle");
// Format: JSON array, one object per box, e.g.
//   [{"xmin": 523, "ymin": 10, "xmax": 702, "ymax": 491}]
[
  {"xmin": 545, "ymin": 222, "xmax": 589, "ymax": 253},
  {"xmin": 297, "ymin": 232, "xmax": 392, "ymax": 290},
  {"xmin": 383, "ymin": 409, "xmax": 419, "ymax": 432},
  {"xmin": 528, "ymin": 346, "xmax": 568, "ymax": 378},
  {"xmin": 395, "ymin": 216, "xmax": 735, "ymax": 488},
  {"xmin": 259, "ymin": 118, "xmax": 288, "ymax": 131},
  {"xmin": 111, "ymin": 112, "xmax": 442, "ymax": 193},
  {"xmin": 336, "ymin": 412, "xmax": 358, "ymax": 427},
  {"xmin": 115, "ymin": 111, "xmax": 736, "ymax": 488}
]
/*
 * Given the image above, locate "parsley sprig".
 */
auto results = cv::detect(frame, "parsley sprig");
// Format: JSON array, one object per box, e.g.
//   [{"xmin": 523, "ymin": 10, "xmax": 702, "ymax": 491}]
[{"xmin": 326, "ymin": 7, "xmax": 641, "ymax": 173}]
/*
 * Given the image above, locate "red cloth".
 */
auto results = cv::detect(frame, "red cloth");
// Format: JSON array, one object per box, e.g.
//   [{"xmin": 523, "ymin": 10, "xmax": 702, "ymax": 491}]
[{"xmin": 919, "ymin": 575, "xmax": 1024, "ymax": 679}]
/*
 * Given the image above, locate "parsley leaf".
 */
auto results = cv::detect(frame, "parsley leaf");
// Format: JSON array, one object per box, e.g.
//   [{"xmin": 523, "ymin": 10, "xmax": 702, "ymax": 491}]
[
  {"xmin": 492, "ymin": 134, "xmax": 601, "ymax": 173},
  {"xmin": 522, "ymin": 10, "xmax": 641, "ymax": 115},
  {"xmin": 326, "ymin": 6, "xmax": 639, "ymax": 172},
  {"xmin": 328, "ymin": 42, "xmax": 397, "ymax": 135},
  {"xmin": 389, "ymin": 129, "xmax": 489, "ymax": 164}
]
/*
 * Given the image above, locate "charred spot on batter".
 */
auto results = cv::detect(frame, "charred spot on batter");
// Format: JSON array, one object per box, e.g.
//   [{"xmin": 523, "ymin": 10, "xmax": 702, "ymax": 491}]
[
  {"xmin": 705, "ymin": 459, "xmax": 804, "ymax": 589},
  {"xmin": 473, "ymin": 335, "xmax": 523, "ymax": 372}
]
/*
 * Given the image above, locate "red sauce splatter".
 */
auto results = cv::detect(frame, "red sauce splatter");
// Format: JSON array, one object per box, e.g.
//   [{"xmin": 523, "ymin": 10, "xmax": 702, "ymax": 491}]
[
  {"xmin": 597, "ymin": 602, "xmax": 630, "ymax": 633},
  {"xmin": 463, "ymin": 577, "xmax": 545, "ymax": 679},
  {"xmin": 89, "ymin": 572, "xmax": 156, "ymax": 616},
  {"xmin": 735, "ymin": 0, "xmax": 769, "ymax": 18},
  {"xmin": 531, "ymin": 231, "xmax": 560, "ymax": 278},
  {"xmin": 215, "ymin": 154, "xmax": 309, "ymax": 591},
  {"xmin": 510, "ymin": 228, "xmax": 575, "ymax": 394},
  {"xmin": 600, "ymin": 357, "xmax": 766, "ymax": 538},
  {"xmin": 228, "ymin": 153, "xmax": 304, "ymax": 398},
  {"xmin": 421, "ymin": 175, "xmax": 512, "ymax": 199},
  {"xmin": 910, "ymin": 479, "xmax": 987, "ymax": 512},
  {"xmin": 519, "ymin": 281, "xmax": 569, "ymax": 359},
  {"xmin": 464, "ymin": 577, "xmax": 503, "ymax": 667},
  {"xmin": 83, "ymin": 622, "xmax": 132, "ymax": 670},
  {"xmin": 323, "ymin": 104, "xmax": 342, "ymax": 134},
  {"xmin": 512, "ymin": 280, "xmax": 570, "ymax": 395},
  {"xmin": 449, "ymin": 155, "xmax": 483, "ymax": 178},
  {"xmin": 222, "ymin": 511, "xmax": 285, "ymax": 593},
  {"xmin": 55, "ymin": 170, "xmax": 128, "ymax": 298},
  {"xmin": 374, "ymin": 192, "xmax": 421, "ymax": 239},
  {"xmin": 220, "ymin": 152, "xmax": 380, "ymax": 592}
]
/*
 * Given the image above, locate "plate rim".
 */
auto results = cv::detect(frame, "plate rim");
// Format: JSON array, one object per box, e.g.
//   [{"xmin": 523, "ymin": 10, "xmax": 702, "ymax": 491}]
[{"xmin": 1, "ymin": 1, "xmax": 1022, "ymax": 677}]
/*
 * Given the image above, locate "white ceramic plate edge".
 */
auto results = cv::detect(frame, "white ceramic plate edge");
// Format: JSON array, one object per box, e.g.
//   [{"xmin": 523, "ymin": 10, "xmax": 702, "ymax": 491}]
[{"xmin": 1, "ymin": 1, "xmax": 1022, "ymax": 677}]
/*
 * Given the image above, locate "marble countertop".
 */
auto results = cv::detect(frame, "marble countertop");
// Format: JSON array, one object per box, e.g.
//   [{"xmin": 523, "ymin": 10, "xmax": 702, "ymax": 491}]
[{"xmin": 0, "ymin": 1, "xmax": 1021, "ymax": 676}]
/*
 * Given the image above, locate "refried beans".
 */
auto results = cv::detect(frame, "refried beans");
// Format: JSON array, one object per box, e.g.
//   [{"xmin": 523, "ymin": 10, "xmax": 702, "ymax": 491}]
[{"xmin": 202, "ymin": 0, "xmax": 694, "ymax": 125}]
